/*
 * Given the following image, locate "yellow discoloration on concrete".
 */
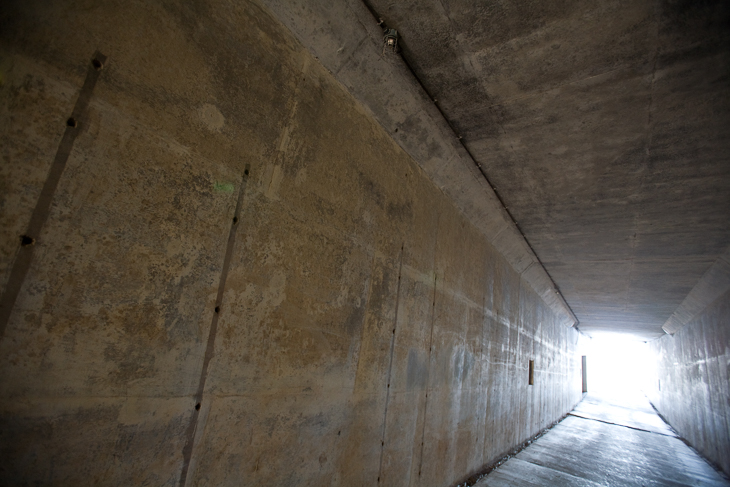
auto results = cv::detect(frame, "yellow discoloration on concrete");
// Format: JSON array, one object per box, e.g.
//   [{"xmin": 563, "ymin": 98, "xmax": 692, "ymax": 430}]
[{"xmin": 0, "ymin": 0, "xmax": 583, "ymax": 485}]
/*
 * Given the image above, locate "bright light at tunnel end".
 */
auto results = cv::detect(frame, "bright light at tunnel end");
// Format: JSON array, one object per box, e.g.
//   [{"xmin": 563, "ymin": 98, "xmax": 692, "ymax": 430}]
[{"xmin": 579, "ymin": 331, "xmax": 657, "ymax": 403}]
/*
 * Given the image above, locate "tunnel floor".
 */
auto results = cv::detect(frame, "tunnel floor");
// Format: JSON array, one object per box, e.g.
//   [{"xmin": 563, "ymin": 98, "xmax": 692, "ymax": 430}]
[{"xmin": 475, "ymin": 391, "xmax": 729, "ymax": 486}]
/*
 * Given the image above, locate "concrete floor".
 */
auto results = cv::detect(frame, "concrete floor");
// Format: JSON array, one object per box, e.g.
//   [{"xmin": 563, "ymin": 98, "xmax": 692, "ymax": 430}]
[{"xmin": 476, "ymin": 392, "xmax": 730, "ymax": 487}]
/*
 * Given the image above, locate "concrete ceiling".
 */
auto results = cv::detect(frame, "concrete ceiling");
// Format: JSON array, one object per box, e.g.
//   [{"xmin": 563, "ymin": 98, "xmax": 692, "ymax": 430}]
[{"xmin": 365, "ymin": 0, "xmax": 730, "ymax": 339}]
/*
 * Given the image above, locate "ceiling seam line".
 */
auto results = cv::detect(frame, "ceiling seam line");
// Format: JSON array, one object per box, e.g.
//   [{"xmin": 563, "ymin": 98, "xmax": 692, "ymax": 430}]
[{"xmin": 358, "ymin": 0, "xmax": 579, "ymax": 326}]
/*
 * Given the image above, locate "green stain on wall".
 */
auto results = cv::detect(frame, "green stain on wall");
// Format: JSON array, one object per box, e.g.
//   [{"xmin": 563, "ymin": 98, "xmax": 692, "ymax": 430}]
[{"xmin": 214, "ymin": 182, "xmax": 235, "ymax": 193}]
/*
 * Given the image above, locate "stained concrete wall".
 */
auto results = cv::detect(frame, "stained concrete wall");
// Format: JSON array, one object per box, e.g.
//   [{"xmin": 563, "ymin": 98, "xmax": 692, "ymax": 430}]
[
  {"xmin": 258, "ymin": 0, "xmax": 578, "ymax": 328},
  {"xmin": 0, "ymin": 1, "xmax": 582, "ymax": 485},
  {"xmin": 647, "ymin": 288, "xmax": 730, "ymax": 477}
]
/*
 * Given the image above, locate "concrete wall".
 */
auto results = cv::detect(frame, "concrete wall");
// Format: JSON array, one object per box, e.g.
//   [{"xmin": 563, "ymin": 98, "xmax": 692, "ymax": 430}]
[
  {"xmin": 0, "ymin": 1, "xmax": 582, "ymax": 485},
  {"xmin": 647, "ymin": 288, "xmax": 730, "ymax": 477}
]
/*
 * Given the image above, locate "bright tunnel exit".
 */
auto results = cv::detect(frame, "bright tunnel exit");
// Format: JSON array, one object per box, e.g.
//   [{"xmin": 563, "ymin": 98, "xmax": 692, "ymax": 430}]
[{"xmin": 581, "ymin": 332, "xmax": 657, "ymax": 403}]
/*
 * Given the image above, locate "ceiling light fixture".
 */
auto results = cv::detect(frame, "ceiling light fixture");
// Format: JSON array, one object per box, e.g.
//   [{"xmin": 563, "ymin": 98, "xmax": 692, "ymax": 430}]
[{"xmin": 383, "ymin": 28, "xmax": 399, "ymax": 53}]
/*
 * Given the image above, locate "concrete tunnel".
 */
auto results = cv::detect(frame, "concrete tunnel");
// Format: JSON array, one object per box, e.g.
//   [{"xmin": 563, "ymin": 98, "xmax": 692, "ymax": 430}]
[{"xmin": 0, "ymin": 0, "xmax": 729, "ymax": 485}]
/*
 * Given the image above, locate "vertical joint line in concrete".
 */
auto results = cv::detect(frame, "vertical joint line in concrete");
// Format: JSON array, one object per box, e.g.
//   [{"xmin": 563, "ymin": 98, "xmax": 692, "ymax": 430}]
[
  {"xmin": 352, "ymin": 251, "xmax": 379, "ymax": 392},
  {"xmin": 377, "ymin": 243, "xmax": 405, "ymax": 483},
  {"xmin": 179, "ymin": 166, "xmax": 250, "ymax": 487},
  {"xmin": 416, "ymin": 270, "xmax": 439, "ymax": 478},
  {"xmin": 0, "ymin": 51, "xmax": 107, "ymax": 339},
  {"xmin": 478, "ymin": 258, "xmax": 491, "ymax": 462}
]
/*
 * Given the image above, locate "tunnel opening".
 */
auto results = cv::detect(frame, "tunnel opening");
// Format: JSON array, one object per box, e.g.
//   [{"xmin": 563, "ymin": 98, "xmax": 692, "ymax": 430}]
[{"xmin": 580, "ymin": 332, "xmax": 655, "ymax": 402}]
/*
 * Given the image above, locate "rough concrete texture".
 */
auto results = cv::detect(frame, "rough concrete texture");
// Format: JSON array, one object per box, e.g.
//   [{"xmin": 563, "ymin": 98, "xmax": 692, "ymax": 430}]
[
  {"xmin": 258, "ymin": 0, "xmax": 577, "ymax": 328},
  {"xmin": 293, "ymin": 0, "xmax": 730, "ymax": 339},
  {"xmin": 647, "ymin": 286, "xmax": 730, "ymax": 477},
  {"xmin": 0, "ymin": 0, "xmax": 582, "ymax": 485},
  {"xmin": 663, "ymin": 247, "xmax": 730, "ymax": 334}
]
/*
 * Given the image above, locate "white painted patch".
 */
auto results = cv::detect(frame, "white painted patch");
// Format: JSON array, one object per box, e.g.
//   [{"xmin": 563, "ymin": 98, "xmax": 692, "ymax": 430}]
[
  {"xmin": 277, "ymin": 126, "xmax": 291, "ymax": 152},
  {"xmin": 198, "ymin": 103, "xmax": 225, "ymax": 132},
  {"xmin": 265, "ymin": 164, "xmax": 284, "ymax": 200}
]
